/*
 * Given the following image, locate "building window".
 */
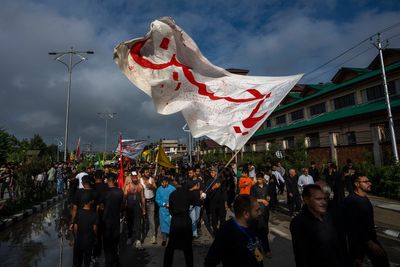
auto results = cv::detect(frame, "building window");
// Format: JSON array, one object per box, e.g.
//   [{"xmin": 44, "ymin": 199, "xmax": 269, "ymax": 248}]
[
  {"xmin": 283, "ymin": 136, "xmax": 295, "ymax": 149},
  {"xmin": 265, "ymin": 142, "xmax": 271, "ymax": 151},
  {"xmin": 306, "ymin": 133, "xmax": 320, "ymax": 148},
  {"xmin": 365, "ymin": 81, "xmax": 396, "ymax": 101},
  {"xmin": 309, "ymin": 102, "xmax": 326, "ymax": 116},
  {"xmin": 265, "ymin": 119, "xmax": 271, "ymax": 128},
  {"xmin": 347, "ymin": 131, "xmax": 356, "ymax": 145},
  {"xmin": 334, "ymin": 93, "xmax": 355, "ymax": 110},
  {"xmin": 290, "ymin": 109, "xmax": 304, "ymax": 122},
  {"xmin": 276, "ymin": 115, "xmax": 286, "ymax": 126}
]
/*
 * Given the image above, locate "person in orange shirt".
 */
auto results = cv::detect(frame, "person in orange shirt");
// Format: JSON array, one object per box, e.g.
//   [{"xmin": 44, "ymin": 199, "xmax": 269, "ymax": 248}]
[{"xmin": 238, "ymin": 170, "xmax": 255, "ymax": 195}]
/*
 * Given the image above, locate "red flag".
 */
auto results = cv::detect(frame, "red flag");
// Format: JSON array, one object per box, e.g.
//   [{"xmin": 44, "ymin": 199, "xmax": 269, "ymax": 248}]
[{"xmin": 118, "ymin": 134, "xmax": 124, "ymax": 189}]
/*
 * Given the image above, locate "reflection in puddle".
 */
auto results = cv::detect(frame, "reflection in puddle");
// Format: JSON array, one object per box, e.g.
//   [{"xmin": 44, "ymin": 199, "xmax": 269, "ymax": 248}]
[{"xmin": 0, "ymin": 201, "xmax": 72, "ymax": 267}]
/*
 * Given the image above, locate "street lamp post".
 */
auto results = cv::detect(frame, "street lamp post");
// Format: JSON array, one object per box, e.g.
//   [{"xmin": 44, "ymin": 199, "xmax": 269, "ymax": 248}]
[
  {"xmin": 49, "ymin": 47, "xmax": 94, "ymax": 162},
  {"xmin": 182, "ymin": 124, "xmax": 192, "ymax": 166},
  {"xmin": 98, "ymin": 112, "xmax": 117, "ymax": 160}
]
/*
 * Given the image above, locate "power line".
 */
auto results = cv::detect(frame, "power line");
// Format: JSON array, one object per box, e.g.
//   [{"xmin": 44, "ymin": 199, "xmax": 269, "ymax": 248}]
[
  {"xmin": 387, "ymin": 32, "xmax": 400, "ymax": 41},
  {"xmin": 303, "ymin": 46, "xmax": 375, "ymax": 83},
  {"xmin": 302, "ymin": 21, "xmax": 400, "ymax": 78},
  {"xmin": 303, "ymin": 38, "xmax": 370, "ymax": 78}
]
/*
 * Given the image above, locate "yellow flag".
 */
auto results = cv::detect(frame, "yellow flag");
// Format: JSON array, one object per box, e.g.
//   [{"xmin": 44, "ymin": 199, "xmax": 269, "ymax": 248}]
[{"xmin": 155, "ymin": 143, "xmax": 175, "ymax": 169}]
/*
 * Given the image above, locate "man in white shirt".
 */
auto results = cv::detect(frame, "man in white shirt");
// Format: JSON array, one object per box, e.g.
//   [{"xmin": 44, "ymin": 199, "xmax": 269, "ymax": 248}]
[
  {"xmin": 248, "ymin": 162, "xmax": 256, "ymax": 180},
  {"xmin": 140, "ymin": 167, "xmax": 157, "ymax": 244},
  {"xmin": 298, "ymin": 168, "xmax": 314, "ymax": 192},
  {"xmin": 272, "ymin": 165, "xmax": 285, "ymax": 194}
]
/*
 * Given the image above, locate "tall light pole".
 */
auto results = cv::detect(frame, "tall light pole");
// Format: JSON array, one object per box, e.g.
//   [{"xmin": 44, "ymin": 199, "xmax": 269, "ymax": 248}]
[
  {"xmin": 98, "ymin": 112, "xmax": 116, "ymax": 160},
  {"xmin": 372, "ymin": 33, "xmax": 399, "ymax": 163},
  {"xmin": 182, "ymin": 124, "xmax": 192, "ymax": 166},
  {"xmin": 49, "ymin": 47, "xmax": 94, "ymax": 162}
]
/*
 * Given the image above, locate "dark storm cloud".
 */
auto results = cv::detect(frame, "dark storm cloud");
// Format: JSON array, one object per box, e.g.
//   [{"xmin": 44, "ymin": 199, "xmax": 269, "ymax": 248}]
[{"xmin": 1, "ymin": 0, "xmax": 400, "ymax": 151}]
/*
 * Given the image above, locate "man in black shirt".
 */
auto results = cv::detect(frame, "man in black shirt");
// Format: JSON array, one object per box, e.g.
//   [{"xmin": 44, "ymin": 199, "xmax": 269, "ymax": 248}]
[
  {"xmin": 344, "ymin": 173, "xmax": 389, "ymax": 267},
  {"xmin": 204, "ymin": 195, "xmax": 263, "ymax": 267},
  {"xmin": 70, "ymin": 175, "xmax": 97, "ymax": 229},
  {"xmin": 73, "ymin": 191, "xmax": 98, "ymax": 267},
  {"xmin": 164, "ymin": 180, "xmax": 193, "ymax": 267},
  {"xmin": 102, "ymin": 173, "xmax": 124, "ymax": 267},
  {"xmin": 342, "ymin": 159, "xmax": 356, "ymax": 193},
  {"xmin": 93, "ymin": 170, "xmax": 107, "ymax": 261},
  {"xmin": 250, "ymin": 172, "xmax": 271, "ymax": 256},
  {"xmin": 285, "ymin": 169, "xmax": 301, "ymax": 217},
  {"xmin": 308, "ymin": 161, "xmax": 320, "ymax": 182},
  {"xmin": 290, "ymin": 184, "xmax": 344, "ymax": 267},
  {"xmin": 186, "ymin": 168, "xmax": 201, "ymax": 238},
  {"xmin": 205, "ymin": 167, "xmax": 227, "ymax": 236}
]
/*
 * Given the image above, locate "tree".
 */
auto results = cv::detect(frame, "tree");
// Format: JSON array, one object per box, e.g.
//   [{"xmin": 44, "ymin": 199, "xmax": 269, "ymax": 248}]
[
  {"xmin": 29, "ymin": 134, "xmax": 47, "ymax": 152},
  {"xmin": 0, "ymin": 128, "xmax": 18, "ymax": 164}
]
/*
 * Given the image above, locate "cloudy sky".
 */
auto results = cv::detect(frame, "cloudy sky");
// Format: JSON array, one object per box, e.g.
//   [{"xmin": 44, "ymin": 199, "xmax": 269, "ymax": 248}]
[{"xmin": 1, "ymin": 0, "xmax": 400, "ymax": 152}]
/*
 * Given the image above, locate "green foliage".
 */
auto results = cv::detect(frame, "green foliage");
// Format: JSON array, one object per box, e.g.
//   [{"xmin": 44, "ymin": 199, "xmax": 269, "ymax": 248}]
[
  {"xmin": 0, "ymin": 128, "xmax": 15, "ymax": 164},
  {"xmin": 201, "ymin": 151, "xmax": 226, "ymax": 164},
  {"xmin": 358, "ymin": 163, "xmax": 400, "ymax": 200},
  {"xmin": 284, "ymin": 138, "xmax": 310, "ymax": 171},
  {"xmin": 29, "ymin": 134, "xmax": 47, "ymax": 152}
]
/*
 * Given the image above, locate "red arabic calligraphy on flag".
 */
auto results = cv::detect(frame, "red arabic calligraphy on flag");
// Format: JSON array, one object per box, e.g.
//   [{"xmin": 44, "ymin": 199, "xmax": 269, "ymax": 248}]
[{"xmin": 114, "ymin": 17, "xmax": 302, "ymax": 151}]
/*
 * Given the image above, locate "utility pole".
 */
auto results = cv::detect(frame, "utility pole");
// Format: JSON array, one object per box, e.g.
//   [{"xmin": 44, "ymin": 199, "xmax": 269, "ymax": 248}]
[
  {"xmin": 49, "ymin": 48, "xmax": 94, "ymax": 161},
  {"xmin": 98, "ymin": 112, "xmax": 116, "ymax": 160},
  {"xmin": 372, "ymin": 33, "xmax": 399, "ymax": 163}
]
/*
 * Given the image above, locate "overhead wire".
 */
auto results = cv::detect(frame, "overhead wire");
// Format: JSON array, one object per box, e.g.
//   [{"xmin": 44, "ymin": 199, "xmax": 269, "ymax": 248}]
[
  {"xmin": 303, "ymin": 46, "xmax": 375, "ymax": 83},
  {"xmin": 302, "ymin": 21, "xmax": 400, "ymax": 79}
]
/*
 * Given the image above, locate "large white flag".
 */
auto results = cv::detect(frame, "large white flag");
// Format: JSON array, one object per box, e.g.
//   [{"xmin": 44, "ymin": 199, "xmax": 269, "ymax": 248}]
[{"xmin": 114, "ymin": 17, "xmax": 302, "ymax": 151}]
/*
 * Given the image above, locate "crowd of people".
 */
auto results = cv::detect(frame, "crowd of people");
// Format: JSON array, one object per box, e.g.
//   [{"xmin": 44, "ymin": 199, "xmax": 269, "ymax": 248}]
[{"xmin": 3, "ymin": 157, "xmax": 390, "ymax": 267}]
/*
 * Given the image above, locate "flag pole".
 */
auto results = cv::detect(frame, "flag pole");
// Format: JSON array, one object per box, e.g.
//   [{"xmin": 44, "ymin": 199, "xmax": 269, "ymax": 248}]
[
  {"xmin": 204, "ymin": 149, "xmax": 240, "ymax": 193},
  {"xmin": 154, "ymin": 143, "xmax": 160, "ymax": 177}
]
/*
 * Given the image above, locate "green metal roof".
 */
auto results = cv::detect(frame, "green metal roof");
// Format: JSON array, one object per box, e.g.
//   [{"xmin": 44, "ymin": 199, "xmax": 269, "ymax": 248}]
[
  {"xmin": 274, "ymin": 61, "xmax": 400, "ymax": 113},
  {"xmin": 341, "ymin": 67, "xmax": 371, "ymax": 73},
  {"xmin": 253, "ymin": 97, "xmax": 400, "ymax": 137},
  {"xmin": 288, "ymin": 92, "xmax": 302, "ymax": 99}
]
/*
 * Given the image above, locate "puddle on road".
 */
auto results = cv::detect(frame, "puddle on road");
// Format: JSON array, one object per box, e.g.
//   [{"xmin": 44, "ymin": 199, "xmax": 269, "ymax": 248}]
[{"xmin": 0, "ymin": 202, "xmax": 73, "ymax": 267}]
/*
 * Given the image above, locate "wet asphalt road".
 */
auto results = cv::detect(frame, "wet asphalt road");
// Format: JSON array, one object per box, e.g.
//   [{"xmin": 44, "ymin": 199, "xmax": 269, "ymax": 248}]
[{"xmin": 1, "ymin": 202, "xmax": 399, "ymax": 267}]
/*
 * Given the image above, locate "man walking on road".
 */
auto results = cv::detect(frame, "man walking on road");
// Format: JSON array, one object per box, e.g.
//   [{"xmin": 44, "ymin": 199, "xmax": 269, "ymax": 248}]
[
  {"xmin": 290, "ymin": 184, "xmax": 345, "ymax": 267},
  {"xmin": 285, "ymin": 169, "xmax": 302, "ymax": 217},
  {"xmin": 344, "ymin": 173, "xmax": 390, "ymax": 267},
  {"xmin": 163, "ymin": 177, "xmax": 193, "ymax": 267},
  {"xmin": 204, "ymin": 195, "xmax": 263, "ymax": 267},
  {"xmin": 103, "ymin": 173, "xmax": 124, "ymax": 267},
  {"xmin": 140, "ymin": 167, "xmax": 157, "ymax": 244}
]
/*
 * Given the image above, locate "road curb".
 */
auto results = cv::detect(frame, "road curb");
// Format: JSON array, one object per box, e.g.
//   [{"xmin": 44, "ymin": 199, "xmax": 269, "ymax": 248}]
[{"xmin": 0, "ymin": 194, "xmax": 62, "ymax": 231}]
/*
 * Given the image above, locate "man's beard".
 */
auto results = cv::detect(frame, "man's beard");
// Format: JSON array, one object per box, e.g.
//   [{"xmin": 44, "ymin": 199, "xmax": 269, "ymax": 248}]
[{"xmin": 247, "ymin": 216, "xmax": 259, "ymax": 228}]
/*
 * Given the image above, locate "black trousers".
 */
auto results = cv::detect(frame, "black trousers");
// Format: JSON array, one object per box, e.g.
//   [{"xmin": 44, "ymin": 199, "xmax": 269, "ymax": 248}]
[
  {"xmin": 163, "ymin": 243, "xmax": 194, "ymax": 267},
  {"xmin": 93, "ymin": 214, "xmax": 104, "ymax": 258},
  {"xmin": 287, "ymin": 194, "xmax": 301, "ymax": 216},
  {"xmin": 257, "ymin": 208, "xmax": 270, "ymax": 253},
  {"xmin": 73, "ymin": 244, "xmax": 92, "ymax": 267},
  {"xmin": 210, "ymin": 205, "xmax": 226, "ymax": 235},
  {"xmin": 103, "ymin": 223, "xmax": 120, "ymax": 267},
  {"xmin": 126, "ymin": 206, "xmax": 142, "ymax": 241}
]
